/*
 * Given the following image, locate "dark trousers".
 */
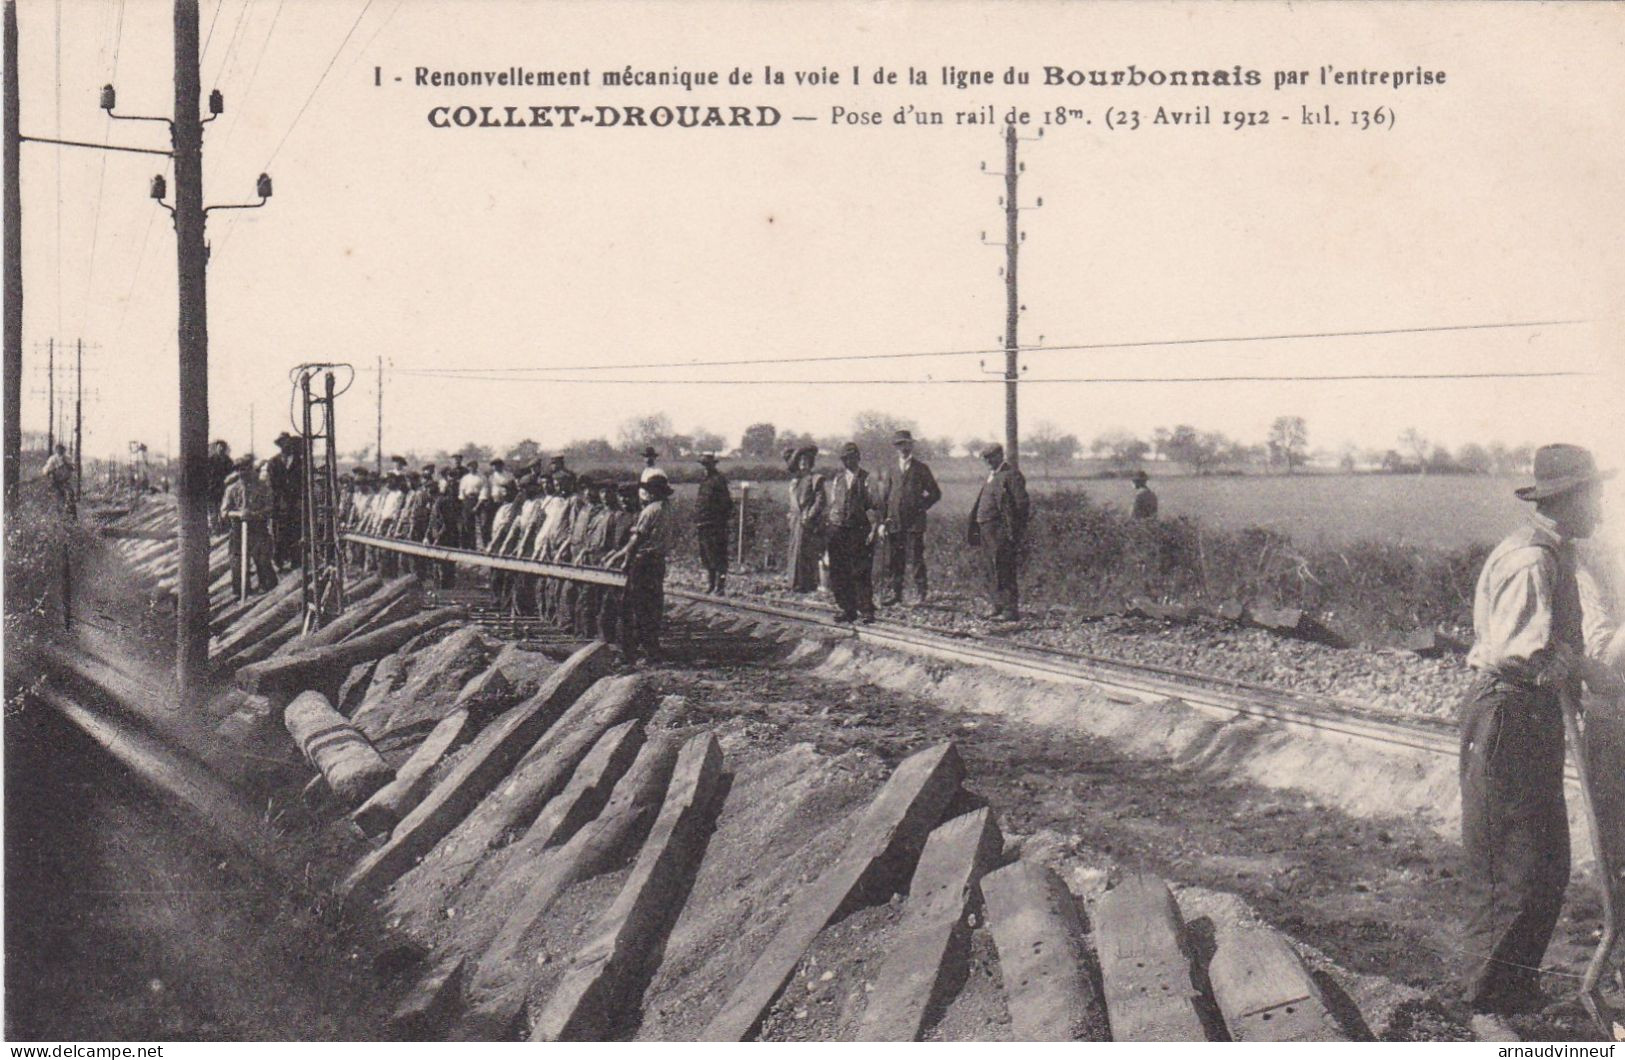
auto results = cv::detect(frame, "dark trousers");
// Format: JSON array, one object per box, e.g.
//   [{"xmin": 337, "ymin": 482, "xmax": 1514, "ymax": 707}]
[
  {"xmin": 1458, "ymin": 674, "xmax": 1570, "ymax": 1010},
  {"xmin": 598, "ymin": 587, "xmax": 622, "ymax": 644},
  {"xmin": 826, "ymin": 525, "xmax": 876, "ymax": 620},
  {"xmin": 273, "ymin": 504, "xmax": 301, "ymax": 569},
  {"xmin": 698, "ymin": 524, "xmax": 729, "ymax": 590},
  {"xmin": 227, "ymin": 518, "xmax": 277, "ymax": 597},
  {"xmin": 621, "ymin": 552, "xmax": 666, "ymax": 657},
  {"xmin": 978, "ymin": 527, "xmax": 1019, "ymax": 616},
  {"xmin": 886, "ymin": 530, "xmax": 928, "ymax": 600}
]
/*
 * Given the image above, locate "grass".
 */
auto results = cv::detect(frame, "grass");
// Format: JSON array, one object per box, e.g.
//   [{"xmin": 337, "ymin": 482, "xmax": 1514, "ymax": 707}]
[{"xmin": 660, "ymin": 472, "xmax": 1547, "ymax": 644}]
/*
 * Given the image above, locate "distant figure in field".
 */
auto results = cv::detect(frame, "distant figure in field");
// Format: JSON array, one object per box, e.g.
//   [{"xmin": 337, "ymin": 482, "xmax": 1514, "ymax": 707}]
[
  {"xmin": 968, "ymin": 442, "xmax": 1030, "ymax": 621},
  {"xmin": 41, "ymin": 443, "xmax": 73, "ymax": 507},
  {"xmin": 877, "ymin": 429, "xmax": 942, "ymax": 606},
  {"xmin": 785, "ymin": 444, "xmax": 826, "ymax": 593},
  {"xmin": 1131, "ymin": 469, "xmax": 1158, "ymax": 520},
  {"xmin": 1457, "ymin": 443, "xmax": 1623, "ymax": 1017},
  {"xmin": 639, "ymin": 446, "xmax": 666, "ymax": 485}
]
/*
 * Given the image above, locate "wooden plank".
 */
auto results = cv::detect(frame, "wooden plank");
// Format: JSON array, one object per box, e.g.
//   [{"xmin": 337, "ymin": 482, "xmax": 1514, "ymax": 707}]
[
  {"xmin": 856, "ymin": 807, "xmax": 1004, "ymax": 1041},
  {"xmin": 457, "ymin": 735, "xmax": 680, "ymax": 1035},
  {"xmin": 395, "ymin": 677, "xmax": 653, "ymax": 912},
  {"xmin": 284, "ymin": 690, "xmax": 394, "ymax": 807},
  {"xmin": 702, "ymin": 741, "xmax": 965, "ymax": 1041},
  {"xmin": 210, "ymin": 590, "xmax": 304, "ymax": 665},
  {"xmin": 273, "ymin": 573, "xmax": 418, "ymax": 656},
  {"xmin": 223, "ymin": 611, "xmax": 304, "ymax": 668},
  {"xmin": 1208, "ymin": 926, "xmax": 1346, "ymax": 1042},
  {"xmin": 1092, "ymin": 873, "xmax": 1207, "ymax": 1042},
  {"xmin": 981, "ymin": 858, "xmax": 1103, "ymax": 1041},
  {"xmin": 531, "ymin": 732, "xmax": 727, "ymax": 1041},
  {"xmin": 337, "ymin": 640, "xmax": 616, "ymax": 908},
  {"xmin": 209, "ymin": 575, "xmax": 299, "ymax": 637},
  {"xmin": 235, "ymin": 606, "xmax": 466, "ymax": 703}
]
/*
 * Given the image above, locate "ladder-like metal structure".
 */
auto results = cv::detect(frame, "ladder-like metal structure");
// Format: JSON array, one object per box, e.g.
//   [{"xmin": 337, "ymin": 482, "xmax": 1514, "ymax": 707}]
[{"xmin": 295, "ymin": 364, "xmax": 350, "ymax": 633}]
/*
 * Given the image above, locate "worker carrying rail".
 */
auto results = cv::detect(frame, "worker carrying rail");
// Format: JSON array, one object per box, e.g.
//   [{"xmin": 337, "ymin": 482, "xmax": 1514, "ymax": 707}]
[{"xmin": 1458, "ymin": 443, "xmax": 1624, "ymax": 1021}]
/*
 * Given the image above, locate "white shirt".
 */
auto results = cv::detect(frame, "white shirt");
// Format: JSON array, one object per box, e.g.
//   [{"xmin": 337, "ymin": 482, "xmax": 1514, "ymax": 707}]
[
  {"xmin": 459, "ymin": 471, "xmax": 484, "ymax": 500},
  {"xmin": 640, "ymin": 465, "xmax": 667, "ymax": 484}
]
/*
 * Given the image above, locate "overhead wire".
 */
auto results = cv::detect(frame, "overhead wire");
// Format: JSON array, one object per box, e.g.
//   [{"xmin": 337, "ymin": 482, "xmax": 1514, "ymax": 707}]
[
  {"xmin": 83, "ymin": 0, "xmax": 127, "ymax": 328},
  {"xmin": 199, "ymin": 0, "xmax": 226, "ymax": 64},
  {"xmin": 390, "ymin": 319, "xmax": 1585, "ymax": 376},
  {"xmin": 216, "ymin": 0, "xmax": 375, "ymax": 253},
  {"xmin": 387, "ymin": 369, "xmax": 1590, "ymax": 387},
  {"xmin": 211, "ymin": 0, "xmax": 253, "ymax": 91},
  {"xmin": 214, "ymin": 0, "xmax": 284, "ymax": 158},
  {"xmin": 260, "ymin": 0, "xmax": 374, "ymax": 171}
]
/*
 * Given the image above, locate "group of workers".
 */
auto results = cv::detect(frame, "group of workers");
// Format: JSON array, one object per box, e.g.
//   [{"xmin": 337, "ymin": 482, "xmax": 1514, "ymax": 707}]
[
  {"xmin": 784, "ymin": 430, "xmax": 1034, "ymax": 623},
  {"xmin": 210, "ymin": 432, "xmax": 309, "ymax": 599},
  {"xmin": 341, "ymin": 451, "xmax": 676, "ymax": 663}
]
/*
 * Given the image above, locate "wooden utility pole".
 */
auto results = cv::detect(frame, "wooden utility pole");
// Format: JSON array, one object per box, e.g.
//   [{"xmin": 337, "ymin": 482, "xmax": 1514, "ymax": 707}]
[
  {"xmin": 375, "ymin": 354, "xmax": 383, "ymax": 475},
  {"xmin": 1002, "ymin": 124, "xmax": 1019, "ymax": 467},
  {"xmin": 73, "ymin": 337, "xmax": 82, "ymax": 500},
  {"xmin": 3, "ymin": 0, "xmax": 21, "ymax": 504},
  {"xmin": 172, "ymin": 0, "xmax": 210, "ymax": 700}
]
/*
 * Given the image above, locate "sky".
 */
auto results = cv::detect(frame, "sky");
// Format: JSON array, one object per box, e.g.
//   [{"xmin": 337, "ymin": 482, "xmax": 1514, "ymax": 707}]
[{"xmin": 10, "ymin": 0, "xmax": 1624, "ymax": 467}]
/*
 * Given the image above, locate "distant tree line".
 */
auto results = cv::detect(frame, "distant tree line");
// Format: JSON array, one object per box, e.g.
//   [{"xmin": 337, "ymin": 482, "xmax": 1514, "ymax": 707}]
[{"xmin": 342, "ymin": 412, "xmax": 1538, "ymax": 479}]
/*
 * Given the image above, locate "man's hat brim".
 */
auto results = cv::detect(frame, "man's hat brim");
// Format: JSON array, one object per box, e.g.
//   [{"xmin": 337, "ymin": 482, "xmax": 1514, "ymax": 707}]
[{"xmin": 1514, "ymin": 468, "xmax": 1615, "ymax": 501}]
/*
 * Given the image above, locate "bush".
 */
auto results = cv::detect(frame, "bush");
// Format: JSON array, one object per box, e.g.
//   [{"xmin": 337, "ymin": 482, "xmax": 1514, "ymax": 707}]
[{"xmin": 684, "ymin": 484, "xmax": 1491, "ymax": 644}]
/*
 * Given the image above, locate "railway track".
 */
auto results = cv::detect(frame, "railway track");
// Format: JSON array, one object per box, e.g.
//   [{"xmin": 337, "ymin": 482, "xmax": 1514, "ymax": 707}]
[{"xmin": 344, "ymin": 530, "xmax": 1477, "ymax": 773}]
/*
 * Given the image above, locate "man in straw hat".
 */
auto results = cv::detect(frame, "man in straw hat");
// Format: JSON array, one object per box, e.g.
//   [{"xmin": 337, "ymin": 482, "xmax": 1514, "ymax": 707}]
[
  {"xmin": 1459, "ymin": 443, "xmax": 1623, "ymax": 1016},
  {"xmin": 607, "ymin": 473, "xmax": 675, "ymax": 662}
]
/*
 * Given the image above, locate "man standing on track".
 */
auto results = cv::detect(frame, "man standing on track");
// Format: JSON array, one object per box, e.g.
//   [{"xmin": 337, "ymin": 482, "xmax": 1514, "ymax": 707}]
[
  {"xmin": 639, "ymin": 445, "xmax": 666, "ymax": 484},
  {"xmin": 206, "ymin": 439, "xmax": 233, "ymax": 532},
  {"xmin": 968, "ymin": 442, "xmax": 1029, "ymax": 622},
  {"xmin": 607, "ymin": 474, "xmax": 673, "ymax": 664},
  {"xmin": 877, "ymin": 429, "xmax": 942, "ymax": 607},
  {"xmin": 823, "ymin": 442, "xmax": 881, "ymax": 624},
  {"xmin": 1458, "ymin": 443, "xmax": 1622, "ymax": 1017},
  {"xmin": 695, "ymin": 453, "xmax": 734, "ymax": 594}
]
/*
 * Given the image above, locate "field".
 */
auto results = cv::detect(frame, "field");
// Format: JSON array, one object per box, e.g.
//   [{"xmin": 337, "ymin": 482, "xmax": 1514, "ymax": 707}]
[
  {"xmin": 687, "ymin": 469, "xmax": 1528, "ymax": 551},
  {"xmin": 942, "ymin": 471, "xmax": 1530, "ymax": 550},
  {"xmin": 667, "ymin": 469, "xmax": 1582, "ymax": 644}
]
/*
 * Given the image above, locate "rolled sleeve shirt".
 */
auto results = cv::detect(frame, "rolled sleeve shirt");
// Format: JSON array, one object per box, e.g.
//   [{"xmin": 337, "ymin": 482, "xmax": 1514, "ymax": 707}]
[{"xmin": 1466, "ymin": 512, "xmax": 1582, "ymax": 687}]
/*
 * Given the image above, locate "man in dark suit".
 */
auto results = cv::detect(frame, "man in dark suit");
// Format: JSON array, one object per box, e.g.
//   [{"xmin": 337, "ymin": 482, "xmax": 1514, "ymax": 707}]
[
  {"xmin": 824, "ymin": 441, "xmax": 882, "ymax": 624},
  {"xmin": 968, "ymin": 442, "xmax": 1030, "ymax": 621},
  {"xmin": 878, "ymin": 429, "xmax": 942, "ymax": 606}
]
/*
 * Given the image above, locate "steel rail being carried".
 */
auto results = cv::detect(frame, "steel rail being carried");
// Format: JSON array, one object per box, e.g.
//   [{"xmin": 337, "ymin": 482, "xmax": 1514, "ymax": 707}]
[{"xmin": 340, "ymin": 532, "xmax": 627, "ymax": 587}]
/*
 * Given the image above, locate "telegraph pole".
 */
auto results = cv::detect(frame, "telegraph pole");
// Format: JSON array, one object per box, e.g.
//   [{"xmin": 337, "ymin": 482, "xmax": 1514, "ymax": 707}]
[
  {"xmin": 1002, "ymin": 124, "xmax": 1020, "ymax": 467},
  {"xmin": 375, "ymin": 354, "xmax": 383, "ymax": 475},
  {"xmin": 73, "ymin": 337, "xmax": 82, "ymax": 500},
  {"xmin": 173, "ymin": 0, "xmax": 210, "ymax": 701},
  {"xmin": 248, "ymin": 402, "xmax": 254, "ymax": 455},
  {"xmin": 3, "ymin": 0, "xmax": 21, "ymax": 504}
]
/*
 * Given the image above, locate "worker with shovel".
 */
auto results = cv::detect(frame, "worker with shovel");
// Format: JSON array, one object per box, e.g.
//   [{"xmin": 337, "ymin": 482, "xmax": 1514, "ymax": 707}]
[{"xmin": 1459, "ymin": 444, "xmax": 1622, "ymax": 1024}]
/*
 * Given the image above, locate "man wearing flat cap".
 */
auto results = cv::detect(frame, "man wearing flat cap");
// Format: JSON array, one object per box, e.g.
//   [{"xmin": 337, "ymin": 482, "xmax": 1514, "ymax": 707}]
[
  {"xmin": 1459, "ymin": 443, "xmax": 1623, "ymax": 1016},
  {"xmin": 876, "ymin": 429, "xmax": 942, "ymax": 606},
  {"xmin": 968, "ymin": 442, "xmax": 1030, "ymax": 621},
  {"xmin": 823, "ymin": 442, "xmax": 882, "ymax": 623}
]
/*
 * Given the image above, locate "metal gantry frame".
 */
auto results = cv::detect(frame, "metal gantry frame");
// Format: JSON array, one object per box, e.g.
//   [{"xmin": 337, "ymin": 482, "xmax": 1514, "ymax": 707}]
[{"xmin": 294, "ymin": 363, "xmax": 351, "ymax": 633}]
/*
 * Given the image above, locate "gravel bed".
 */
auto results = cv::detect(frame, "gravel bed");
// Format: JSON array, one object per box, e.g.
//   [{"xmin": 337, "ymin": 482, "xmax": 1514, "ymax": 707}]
[{"xmin": 671, "ymin": 566, "xmax": 1475, "ymax": 723}]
